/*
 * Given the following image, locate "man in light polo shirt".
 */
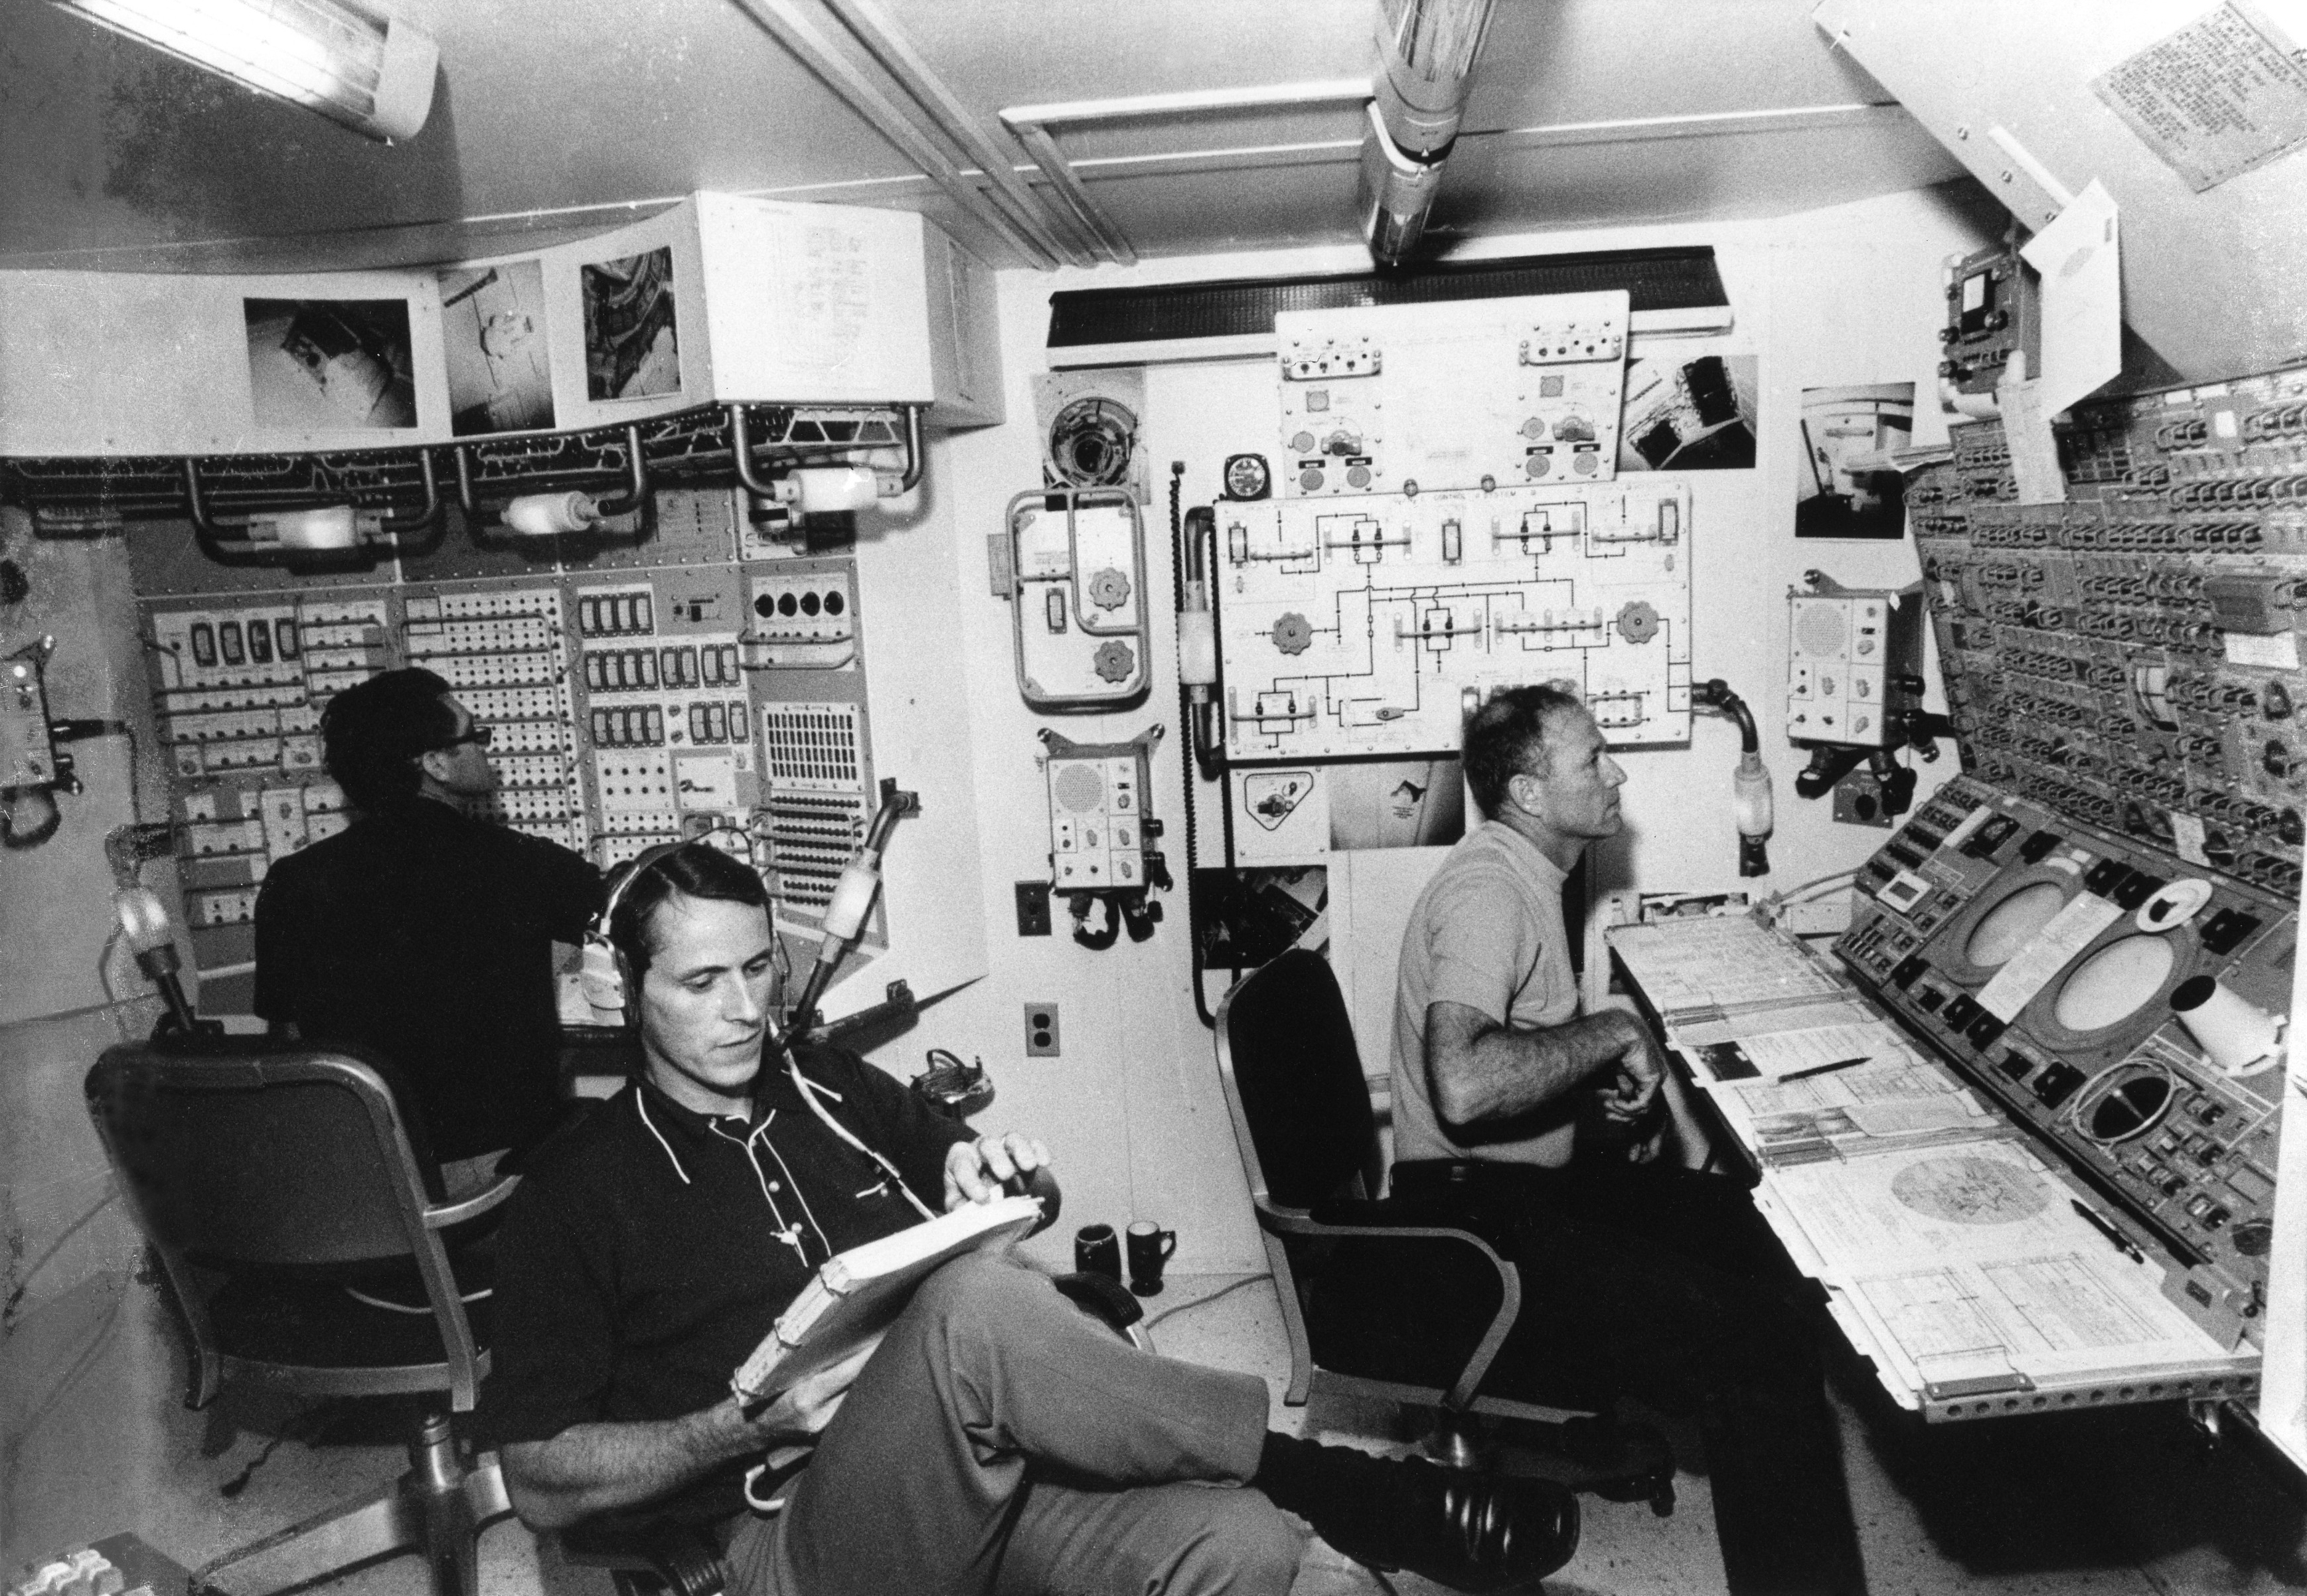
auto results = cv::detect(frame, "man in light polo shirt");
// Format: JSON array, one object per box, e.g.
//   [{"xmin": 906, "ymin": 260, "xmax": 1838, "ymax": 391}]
[{"xmin": 1391, "ymin": 685, "xmax": 1869, "ymax": 1596}]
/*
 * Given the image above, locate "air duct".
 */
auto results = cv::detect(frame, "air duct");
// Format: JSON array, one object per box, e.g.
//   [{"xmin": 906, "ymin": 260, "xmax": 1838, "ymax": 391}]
[{"xmin": 1358, "ymin": 0, "xmax": 1501, "ymax": 268}]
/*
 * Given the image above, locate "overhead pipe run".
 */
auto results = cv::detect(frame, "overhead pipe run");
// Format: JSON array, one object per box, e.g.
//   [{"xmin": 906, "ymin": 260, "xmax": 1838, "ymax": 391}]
[
  {"xmin": 182, "ymin": 451, "xmax": 444, "ymax": 566},
  {"xmin": 1359, "ymin": 0, "xmax": 1502, "ymax": 268}
]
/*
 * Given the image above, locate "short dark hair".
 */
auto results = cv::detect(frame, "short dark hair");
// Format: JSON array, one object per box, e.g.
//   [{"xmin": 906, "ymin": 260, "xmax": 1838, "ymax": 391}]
[
  {"xmin": 609, "ymin": 843, "xmax": 772, "ymax": 987},
  {"xmin": 1463, "ymin": 684, "xmax": 1588, "ymax": 819},
  {"xmin": 323, "ymin": 668, "xmax": 458, "ymax": 811}
]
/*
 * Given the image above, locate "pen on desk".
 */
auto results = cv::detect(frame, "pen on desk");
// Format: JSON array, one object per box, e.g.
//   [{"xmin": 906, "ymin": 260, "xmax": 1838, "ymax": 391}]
[
  {"xmin": 2069, "ymin": 1199, "xmax": 2146, "ymax": 1263},
  {"xmin": 1777, "ymin": 1055, "xmax": 1871, "ymax": 1081}
]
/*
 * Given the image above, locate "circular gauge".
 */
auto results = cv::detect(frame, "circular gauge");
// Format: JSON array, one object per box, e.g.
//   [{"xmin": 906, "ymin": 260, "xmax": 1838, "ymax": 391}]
[
  {"xmin": 2052, "ymin": 934, "xmax": 2177, "ymax": 1032},
  {"xmin": 2079, "ymin": 1068, "xmax": 2175, "ymax": 1143},
  {"xmin": 1222, "ymin": 453, "xmax": 1271, "ymax": 501},
  {"xmin": 1964, "ymin": 881, "xmax": 2067, "ymax": 967}
]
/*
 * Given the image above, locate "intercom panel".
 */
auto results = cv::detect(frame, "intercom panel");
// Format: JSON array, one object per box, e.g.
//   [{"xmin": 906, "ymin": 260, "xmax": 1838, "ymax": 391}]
[
  {"xmin": 1218, "ymin": 478, "xmax": 1692, "ymax": 761},
  {"xmin": 1274, "ymin": 291, "xmax": 1629, "ymax": 499},
  {"xmin": 1787, "ymin": 587, "xmax": 1926, "ymax": 748},
  {"xmin": 1840, "ymin": 777, "xmax": 2290, "ymax": 1344}
]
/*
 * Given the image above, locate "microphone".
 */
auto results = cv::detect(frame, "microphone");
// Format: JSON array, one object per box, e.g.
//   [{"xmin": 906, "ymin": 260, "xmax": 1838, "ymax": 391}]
[{"xmin": 114, "ymin": 886, "xmax": 202, "ymax": 1037}]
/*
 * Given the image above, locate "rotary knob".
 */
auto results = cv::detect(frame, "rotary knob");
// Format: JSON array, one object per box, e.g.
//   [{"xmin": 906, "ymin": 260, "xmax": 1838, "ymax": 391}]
[
  {"xmin": 1087, "ymin": 567, "xmax": 1131, "ymax": 611},
  {"xmin": 1271, "ymin": 613, "xmax": 1313, "ymax": 655},
  {"xmin": 1093, "ymin": 639, "xmax": 1137, "ymax": 683}
]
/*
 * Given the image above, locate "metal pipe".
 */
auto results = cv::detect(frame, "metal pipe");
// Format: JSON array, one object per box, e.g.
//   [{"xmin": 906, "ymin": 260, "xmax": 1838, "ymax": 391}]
[
  {"xmin": 896, "ymin": 403, "xmax": 924, "ymax": 494},
  {"xmin": 451, "ymin": 444, "xmax": 477, "ymax": 516},
  {"xmin": 590, "ymin": 425, "xmax": 651, "ymax": 520},
  {"xmin": 819, "ymin": 0, "xmax": 1092, "ymax": 268},
  {"xmin": 1004, "ymin": 78, "xmax": 1373, "ymax": 127},
  {"xmin": 1007, "ymin": 120, "xmax": 1139, "ymax": 268},
  {"xmin": 181, "ymin": 462, "xmax": 279, "ymax": 566},
  {"xmin": 726, "ymin": 404, "xmax": 781, "ymax": 499},
  {"xmin": 727, "ymin": 0, "xmax": 1058, "ymax": 270},
  {"xmin": 372, "ymin": 448, "xmax": 447, "ymax": 555},
  {"xmin": 1360, "ymin": 0, "xmax": 1500, "ymax": 268}
]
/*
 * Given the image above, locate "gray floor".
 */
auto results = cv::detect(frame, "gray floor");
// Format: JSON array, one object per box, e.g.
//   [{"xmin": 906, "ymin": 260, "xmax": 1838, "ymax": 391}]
[{"xmin": 7, "ymin": 1269, "xmax": 2306, "ymax": 1595}]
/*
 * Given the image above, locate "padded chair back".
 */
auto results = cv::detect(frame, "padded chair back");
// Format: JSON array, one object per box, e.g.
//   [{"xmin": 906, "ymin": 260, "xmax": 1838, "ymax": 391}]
[
  {"xmin": 87, "ymin": 1042, "xmax": 434, "ymax": 1270},
  {"xmin": 1214, "ymin": 949, "xmax": 1385, "ymax": 1209}
]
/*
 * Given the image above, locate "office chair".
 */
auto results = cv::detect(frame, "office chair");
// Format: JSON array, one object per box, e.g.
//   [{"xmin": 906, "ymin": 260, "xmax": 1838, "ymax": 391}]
[
  {"xmin": 1214, "ymin": 949, "xmax": 1673, "ymax": 1510},
  {"xmin": 84, "ymin": 1038, "xmax": 518, "ymax": 1596}
]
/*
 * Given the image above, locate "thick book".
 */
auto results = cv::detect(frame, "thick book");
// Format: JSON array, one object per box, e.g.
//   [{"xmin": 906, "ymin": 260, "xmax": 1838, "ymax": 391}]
[{"xmin": 730, "ymin": 1193, "xmax": 1044, "ymax": 1403}]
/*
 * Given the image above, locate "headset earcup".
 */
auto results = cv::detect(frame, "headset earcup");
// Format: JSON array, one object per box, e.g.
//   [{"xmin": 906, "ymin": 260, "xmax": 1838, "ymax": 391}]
[{"xmin": 578, "ymin": 937, "xmax": 627, "ymax": 1016}]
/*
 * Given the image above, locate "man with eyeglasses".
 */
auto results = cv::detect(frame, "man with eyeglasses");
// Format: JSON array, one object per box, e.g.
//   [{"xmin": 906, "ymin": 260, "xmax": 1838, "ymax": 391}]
[{"xmin": 256, "ymin": 667, "xmax": 603, "ymax": 1192}]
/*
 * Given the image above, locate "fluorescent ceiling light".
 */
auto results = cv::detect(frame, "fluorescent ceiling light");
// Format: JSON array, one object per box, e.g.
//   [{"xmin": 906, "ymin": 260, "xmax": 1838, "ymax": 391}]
[{"xmin": 49, "ymin": 0, "xmax": 439, "ymax": 143}]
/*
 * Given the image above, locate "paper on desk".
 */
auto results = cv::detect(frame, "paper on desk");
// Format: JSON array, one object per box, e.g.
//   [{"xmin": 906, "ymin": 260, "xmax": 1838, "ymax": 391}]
[
  {"xmin": 1713, "ymin": 1056, "xmax": 1987, "ymax": 1164},
  {"xmin": 1609, "ymin": 917, "xmax": 1845, "ymax": 1016},
  {"xmin": 1761, "ymin": 1138, "xmax": 2105, "ymax": 1271},
  {"xmin": 1674, "ymin": 1014, "xmax": 1912, "ymax": 1084},
  {"xmin": 1834, "ymin": 1252, "xmax": 2237, "ymax": 1393},
  {"xmin": 2020, "ymin": 181, "xmax": 2123, "ymax": 418}
]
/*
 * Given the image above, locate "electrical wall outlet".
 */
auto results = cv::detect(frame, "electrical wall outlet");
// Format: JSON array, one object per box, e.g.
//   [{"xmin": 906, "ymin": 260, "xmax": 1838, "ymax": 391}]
[{"xmin": 1024, "ymin": 1002, "xmax": 1061, "ymax": 1057}]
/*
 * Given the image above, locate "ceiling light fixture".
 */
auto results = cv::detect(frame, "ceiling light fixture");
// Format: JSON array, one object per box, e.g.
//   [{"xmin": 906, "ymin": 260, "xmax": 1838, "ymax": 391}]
[{"xmin": 47, "ymin": 0, "xmax": 439, "ymax": 143}]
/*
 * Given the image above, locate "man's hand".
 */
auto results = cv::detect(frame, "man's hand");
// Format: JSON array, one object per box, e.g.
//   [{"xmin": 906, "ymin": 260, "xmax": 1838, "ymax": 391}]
[
  {"xmin": 943, "ymin": 1131, "xmax": 1050, "ymax": 1210},
  {"xmin": 745, "ymin": 1335, "xmax": 882, "ymax": 1448},
  {"xmin": 1598, "ymin": 1012, "xmax": 1666, "ymax": 1119}
]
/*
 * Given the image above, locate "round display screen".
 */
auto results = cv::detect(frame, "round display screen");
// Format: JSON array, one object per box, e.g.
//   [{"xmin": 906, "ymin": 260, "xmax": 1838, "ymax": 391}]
[
  {"xmin": 1964, "ymin": 881, "xmax": 2067, "ymax": 969},
  {"xmin": 2052, "ymin": 934, "xmax": 2176, "ymax": 1032}
]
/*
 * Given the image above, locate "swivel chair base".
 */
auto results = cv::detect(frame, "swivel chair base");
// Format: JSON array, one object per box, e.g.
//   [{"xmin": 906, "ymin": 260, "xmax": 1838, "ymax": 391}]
[
  {"xmin": 1421, "ymin": 1409, "xmax": 1678, "ymax": 1519},
  {"xmin": 196, "ymin": 1412, "xmax": 513, "ymax": 1596}
]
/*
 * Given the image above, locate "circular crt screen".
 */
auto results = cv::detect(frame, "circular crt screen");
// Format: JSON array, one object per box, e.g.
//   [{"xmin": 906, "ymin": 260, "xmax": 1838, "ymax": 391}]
[
  {"xmin": 1964, "ymin": 881, "xmax": 2068, "ymax": 968},
  {"xmin": 2052, "ymin": 934, "xmax": 2176, "ymax": 1032}
]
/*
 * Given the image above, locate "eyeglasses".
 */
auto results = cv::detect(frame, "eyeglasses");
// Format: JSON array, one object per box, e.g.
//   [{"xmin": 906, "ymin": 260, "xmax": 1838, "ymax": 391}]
[{"xmin": 438, "ymin": 723, "xmax": 494, "ymax": 750}]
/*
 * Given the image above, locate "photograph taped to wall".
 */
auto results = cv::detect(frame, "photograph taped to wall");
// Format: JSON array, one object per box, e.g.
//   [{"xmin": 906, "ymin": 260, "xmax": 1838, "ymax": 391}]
[
  {"xmin": 1326, "ymin": 758, "xmax": 1464, "ymax": 850},
  {"xmin": 1796, "ymin": 383, "xmax": 1913, "ymax": 540},
  {"xmin": 440, "ymin": 260, "xmax": 555, "ymax": 436},
  {"xmin": 1617, "ymin": 349, "xmax": 1757, "ymax": 472},
  {"xmin": 245, "ymin": 298, "xmax": 418, "ymax": 432},
  {"xmin": 1193, "ymin": 864, "xmax": 1326, "ymax": 971},
  {"xmin": 583, "ymin": 246, "xmax": 681, "ymax": 401}
]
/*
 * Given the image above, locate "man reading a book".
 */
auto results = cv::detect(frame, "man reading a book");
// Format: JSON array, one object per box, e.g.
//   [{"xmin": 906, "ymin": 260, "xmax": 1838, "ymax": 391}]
[
  {"xmin": 1390, "ymin": 686, "xmax": 1866, "ymax": 1596},
  {"xmin": 475, "ymin": 842, "xmax": 1581, "ymax": 1595}
]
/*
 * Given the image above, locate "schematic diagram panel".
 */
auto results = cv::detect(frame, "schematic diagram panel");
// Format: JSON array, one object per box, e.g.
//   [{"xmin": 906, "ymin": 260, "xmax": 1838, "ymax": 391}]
[
  {"xmin": 133, "ymin": 530, "xmax": 880, "ymax": 1017},
  {"xmin": 1218, "ymin": 478, "xmax": 1692, "ymax": 761},
  {"xmin": 1275, "ymin": 291, "xmax": 1629, "ymax": 499}
]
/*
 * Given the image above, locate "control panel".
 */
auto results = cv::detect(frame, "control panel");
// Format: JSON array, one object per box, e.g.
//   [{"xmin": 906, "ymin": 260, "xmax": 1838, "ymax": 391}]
[
  {"xmin": 1915, "ymin": 360, "xmax": 2307, "ymax": 901},
  {"xmin": 1840, "ymin": 779, "xmax": 2290, "ymax": 1347},
  {"xmin": 1275, "ymin": 291, "xmax": 1629, "ymax": 498},
  {"xmin": 132, "ymin": 520, "xmax": 880, "ymax": 1016}
]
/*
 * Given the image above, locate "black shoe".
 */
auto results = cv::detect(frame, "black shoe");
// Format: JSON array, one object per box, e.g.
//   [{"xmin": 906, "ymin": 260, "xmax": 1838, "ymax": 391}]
[{"xmin": 1325, "ymin": 1457, "xmax": 1581, "ymax": 1593}]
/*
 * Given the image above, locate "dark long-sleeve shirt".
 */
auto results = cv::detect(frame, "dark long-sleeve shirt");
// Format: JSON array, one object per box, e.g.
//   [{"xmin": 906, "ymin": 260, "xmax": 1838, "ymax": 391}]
[{"xmin": 253, "ymin": 799, "xmax": 602, "ymax": 1160}]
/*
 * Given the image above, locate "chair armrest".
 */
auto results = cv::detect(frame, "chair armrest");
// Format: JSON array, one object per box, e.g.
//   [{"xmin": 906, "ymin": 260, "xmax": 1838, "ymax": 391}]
[
  {"xmin": 1304, "ymin": 1194, "xmax": 1518, "ymax": 1252},
  {"xmin": 426, "ymin": 1172, "xmax": 520, "ymax": 1230}
]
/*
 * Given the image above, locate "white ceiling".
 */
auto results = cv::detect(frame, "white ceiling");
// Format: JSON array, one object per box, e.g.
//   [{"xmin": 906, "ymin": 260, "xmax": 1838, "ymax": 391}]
[{"xmin": 0, "ymin": 0, "xmax": 1971, "ymax": 276}]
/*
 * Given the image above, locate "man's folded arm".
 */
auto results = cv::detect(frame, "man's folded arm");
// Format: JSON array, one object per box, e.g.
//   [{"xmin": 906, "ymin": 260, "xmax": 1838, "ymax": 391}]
[{"xmin": 1424, "ymin": 1000, "xmax": 1660, "ymax": 1139}]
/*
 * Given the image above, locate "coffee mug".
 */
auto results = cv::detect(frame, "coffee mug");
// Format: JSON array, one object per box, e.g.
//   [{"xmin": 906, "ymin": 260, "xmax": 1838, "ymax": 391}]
[
  {"xmin": 1074, "ymin": 1223, "xmax": 1121, "ymax": 1283},
  {"xmin": 1126, "ymin": 1221, "xmax": 1178, "ymax": 1297}
]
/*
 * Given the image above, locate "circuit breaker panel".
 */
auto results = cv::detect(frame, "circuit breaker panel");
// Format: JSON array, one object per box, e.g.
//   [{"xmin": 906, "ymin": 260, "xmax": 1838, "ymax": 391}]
[
  {"xmin": 1222, "ymin": 291, "xmax": 1690, "ymax": 762},
  {"xmin": 132, "ymin": 493, "xmax": 881, "ymax": 1016}
]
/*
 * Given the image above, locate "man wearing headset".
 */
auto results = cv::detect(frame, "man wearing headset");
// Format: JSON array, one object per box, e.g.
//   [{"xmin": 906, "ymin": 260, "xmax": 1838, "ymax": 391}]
[
  {"xmin": 254, "ymin": 667, "xmax": 602, "ymax": 1190},
  {"xmin": 476, "ymin": 842, "xmax": 1581, "ymax": 1596}
]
